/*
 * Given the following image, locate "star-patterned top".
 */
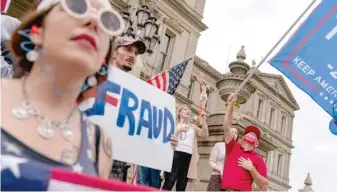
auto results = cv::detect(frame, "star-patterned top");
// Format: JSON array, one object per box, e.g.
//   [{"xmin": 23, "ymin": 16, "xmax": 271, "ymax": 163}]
[{"xmin": 1, "ymin": 114, "xmax": 98, "ymax": 176}]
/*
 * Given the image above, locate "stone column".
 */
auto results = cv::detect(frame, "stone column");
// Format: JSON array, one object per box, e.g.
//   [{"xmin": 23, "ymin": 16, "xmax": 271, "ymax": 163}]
[
  {"xmin": 289, "ymin": 116, "xmax": 294, "ymax": 139},
  {"xmin": 286, "ymin": 153, "xmax": 291, "ymax": 179}
]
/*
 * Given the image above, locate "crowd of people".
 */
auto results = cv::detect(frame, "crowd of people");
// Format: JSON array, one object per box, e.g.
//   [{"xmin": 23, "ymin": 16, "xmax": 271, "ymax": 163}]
[{"xmin": 1, "ymin": 0, "xmax": 269, "ymax": 191}]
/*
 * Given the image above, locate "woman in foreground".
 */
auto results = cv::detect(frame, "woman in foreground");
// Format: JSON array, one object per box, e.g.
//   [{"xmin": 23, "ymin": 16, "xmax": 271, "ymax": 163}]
[{"xmin": 1, "ymin": 0, "xmax": 124, "ymax": 179}]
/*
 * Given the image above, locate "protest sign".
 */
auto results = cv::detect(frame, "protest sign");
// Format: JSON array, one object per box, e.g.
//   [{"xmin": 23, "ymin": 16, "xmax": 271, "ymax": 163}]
[
  {"xmin": 269, "ymin": 1, "xmax": 337, "ymax": 133},
  {"xmin": 79, "ymin": 66, "xmax": 176, "ymax": 172}
]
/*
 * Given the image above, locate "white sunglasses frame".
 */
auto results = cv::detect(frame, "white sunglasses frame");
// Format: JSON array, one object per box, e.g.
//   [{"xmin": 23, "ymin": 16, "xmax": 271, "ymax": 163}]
[{"xmin": 60, "ymin": 0, "xmax": 125, "ymax": 36}]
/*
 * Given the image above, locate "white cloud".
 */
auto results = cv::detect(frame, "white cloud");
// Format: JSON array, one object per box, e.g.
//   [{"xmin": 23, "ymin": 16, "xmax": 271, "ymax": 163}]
[{"xmin": 197, "ymin": 0, "xmax": 337, "ymax": 191}]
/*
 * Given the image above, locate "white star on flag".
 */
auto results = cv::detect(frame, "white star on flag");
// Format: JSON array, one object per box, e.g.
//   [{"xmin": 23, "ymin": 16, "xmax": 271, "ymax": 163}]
[
  {"xmin": 1, "ymin": 155, "xmax": 27, "ymax": 178},
  {"xmin": 87, "ymin": 149, "xmax": 93, "ymax": 160},
  {"xmin": 72, "ymin": 163, "xmax": 83, "ymax": 173},
  {"xmin": 4, "ymin": 141, "xmax": 22, "ymax": 155}
]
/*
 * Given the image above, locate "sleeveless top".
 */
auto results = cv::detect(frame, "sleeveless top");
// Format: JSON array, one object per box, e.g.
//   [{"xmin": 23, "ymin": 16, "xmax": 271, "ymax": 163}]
[
  {"xmin": 1, "ymin": 114, "xmax": 98, "ymax": 176},
  {"xmin": 176, "ymin": 124, "xmax": 195, "ymax": 154}
]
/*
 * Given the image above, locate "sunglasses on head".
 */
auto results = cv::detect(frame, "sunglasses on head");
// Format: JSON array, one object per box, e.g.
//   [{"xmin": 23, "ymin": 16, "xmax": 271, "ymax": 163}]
[{"xmin": 59, "ymin": 0, "xmax": 124, "ymax": 36}]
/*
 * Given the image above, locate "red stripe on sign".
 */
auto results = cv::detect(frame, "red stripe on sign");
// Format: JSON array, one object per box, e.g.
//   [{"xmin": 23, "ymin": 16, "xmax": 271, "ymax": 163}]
[
  {"xmin": 161, "ymin": 72, "xmax": 167, "ymax": 91},
  {"xmin": 282, "ymin": 4, "xmax": 337, "ymax": 92},
  {"xmin": 147, "ymin": 79, "xmax": 153, "ymax": 85},
  {"xmin": 154, "ymin": 75, "xmax": 161, "ymax": 89},
  {"xmin": 51, "ymin": 168, "xmax": 157, "ymax": 191},
  {"xmin": 106, "ymin": 95, "xmax": 118, "ymax": 106}
]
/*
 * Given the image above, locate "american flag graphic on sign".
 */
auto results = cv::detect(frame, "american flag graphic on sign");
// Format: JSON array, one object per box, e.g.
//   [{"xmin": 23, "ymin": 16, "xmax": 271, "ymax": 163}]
[{"xmin": 146, "ymin": 58, "xmax": 192, "ymax": 95}]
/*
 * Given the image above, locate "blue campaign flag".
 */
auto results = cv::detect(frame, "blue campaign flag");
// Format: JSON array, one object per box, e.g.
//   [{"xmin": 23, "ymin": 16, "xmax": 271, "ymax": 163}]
[
  {"xmin": 329, "ymin": 119, "xmax": 337, "ymax": 136},
  {"xmin": 331, "ymin": 100, "xmax": 337, "ymax": 135},
  {"xmin": 269, "ymin": 1, "xmax": 337, "ymax": 134}
]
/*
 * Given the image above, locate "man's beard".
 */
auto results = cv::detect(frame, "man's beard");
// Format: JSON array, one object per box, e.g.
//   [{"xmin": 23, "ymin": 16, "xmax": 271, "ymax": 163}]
[{"xmin": 122, "ymin": 64, "xmax": 132, "ymax": 72}]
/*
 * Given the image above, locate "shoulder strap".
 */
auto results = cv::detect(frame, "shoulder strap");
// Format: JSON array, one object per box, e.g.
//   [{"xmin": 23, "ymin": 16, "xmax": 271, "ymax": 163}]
[{"xmin": 94, "ymin": 125, "xmax": 101, "ymax": 162}]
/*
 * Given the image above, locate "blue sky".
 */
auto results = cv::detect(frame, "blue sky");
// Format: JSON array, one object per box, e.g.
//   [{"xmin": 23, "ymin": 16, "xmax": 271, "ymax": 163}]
[{"xmin": 196, "ymin": 0, "xmax": 337, "ymax": 191}]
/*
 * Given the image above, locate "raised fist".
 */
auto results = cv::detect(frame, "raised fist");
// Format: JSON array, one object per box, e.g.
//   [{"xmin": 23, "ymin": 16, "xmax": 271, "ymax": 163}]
[{"xmin": 227, "ymin": 93, "xmax": 237, "ymax": 106}]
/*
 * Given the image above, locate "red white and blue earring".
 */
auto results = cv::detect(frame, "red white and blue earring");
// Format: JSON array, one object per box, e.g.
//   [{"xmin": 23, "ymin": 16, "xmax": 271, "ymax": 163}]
[
  {"xmin": 81, "ymin": 60, "xmax": 108, "ymax": 92},
  {"xmin": 97, "ymin": 60, "xmax": 108, "ymax": 76},
  {"xmin": 25, "ymin": 25, "xmax": 40, "ymax": 62},
  {"xmin": 87, "ymin": 75, "xmax": 97, "ymax": 87},
  {"xmin": 87, "ymin": 59, "xmax": 107, "ymax": 87}
]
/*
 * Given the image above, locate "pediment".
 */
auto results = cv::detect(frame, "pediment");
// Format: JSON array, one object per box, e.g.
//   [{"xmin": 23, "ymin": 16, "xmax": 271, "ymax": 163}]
[
  {"xmin": 259, "ymin": 75, "xmax": 288, "ymax": 99},
  {"xmin": 253, "ymin": 72, "xmax": 300, "ymax": 110}
]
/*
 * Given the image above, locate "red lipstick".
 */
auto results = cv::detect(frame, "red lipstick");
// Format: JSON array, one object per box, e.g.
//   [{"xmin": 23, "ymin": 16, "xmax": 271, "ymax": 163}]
[{"xmin": 71, "ymin": 34, "xmax": 97, "ymax": 50}]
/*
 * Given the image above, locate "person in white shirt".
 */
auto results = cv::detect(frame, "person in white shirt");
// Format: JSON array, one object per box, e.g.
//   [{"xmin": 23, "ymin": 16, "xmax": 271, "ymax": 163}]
[
  {"xmin": 162, "ymin": 105, "xmax": 208, "ymax": 191},
  {"xmin": 206, "ymin": 128, "xmax": 238, "ymax": 191}
]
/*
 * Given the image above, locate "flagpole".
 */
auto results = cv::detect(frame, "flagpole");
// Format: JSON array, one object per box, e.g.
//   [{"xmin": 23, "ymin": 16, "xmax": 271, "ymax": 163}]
[
  {"xmin": 233, "ymin": 0, "xmax": 318, "ymax": 96},
  {"xmin": 225, "ymin": 45, "xmax": 231, "ymax": 73}
]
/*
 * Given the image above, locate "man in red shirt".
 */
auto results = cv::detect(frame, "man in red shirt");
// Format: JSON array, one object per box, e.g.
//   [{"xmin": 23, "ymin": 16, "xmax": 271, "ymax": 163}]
[{"xmin": 221, "ymin": 93, "xmax": 269, "ymax": 191}]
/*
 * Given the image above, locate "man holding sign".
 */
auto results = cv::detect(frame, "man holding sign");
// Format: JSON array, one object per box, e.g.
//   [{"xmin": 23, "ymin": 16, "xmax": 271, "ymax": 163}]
[
  {"xmin": 108, "ymin": 36, "xmax": 146, "ymax": 181},
  {"xmin": 80, "ymin": 36, "xmax": 180, "ymax": 182}
]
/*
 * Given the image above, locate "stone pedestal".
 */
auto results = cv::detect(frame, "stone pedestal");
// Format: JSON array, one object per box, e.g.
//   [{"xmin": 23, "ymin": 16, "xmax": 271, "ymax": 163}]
[
  {"xmin": 216, "ymin": 46, "xmax": 255, "ymax": 106},
  {"xmin": 217, "ymin": 74, "xmax": 255, "ymax": 105}
]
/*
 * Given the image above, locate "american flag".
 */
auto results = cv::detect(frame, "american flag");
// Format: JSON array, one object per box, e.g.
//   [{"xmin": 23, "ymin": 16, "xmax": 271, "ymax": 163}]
[
  {"xmin": 146, "ymin": 58, "xmax": 192, "ymax": 95},
  {"xmin": 1, "ymin": 155, "xmax": 156, "ymax": 191}
]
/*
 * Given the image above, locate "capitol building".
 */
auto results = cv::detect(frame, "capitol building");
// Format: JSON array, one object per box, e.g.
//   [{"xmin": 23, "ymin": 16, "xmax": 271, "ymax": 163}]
[{"xmin": 5, "ymin": 0, "xmax": 314, "ymax": 191}]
